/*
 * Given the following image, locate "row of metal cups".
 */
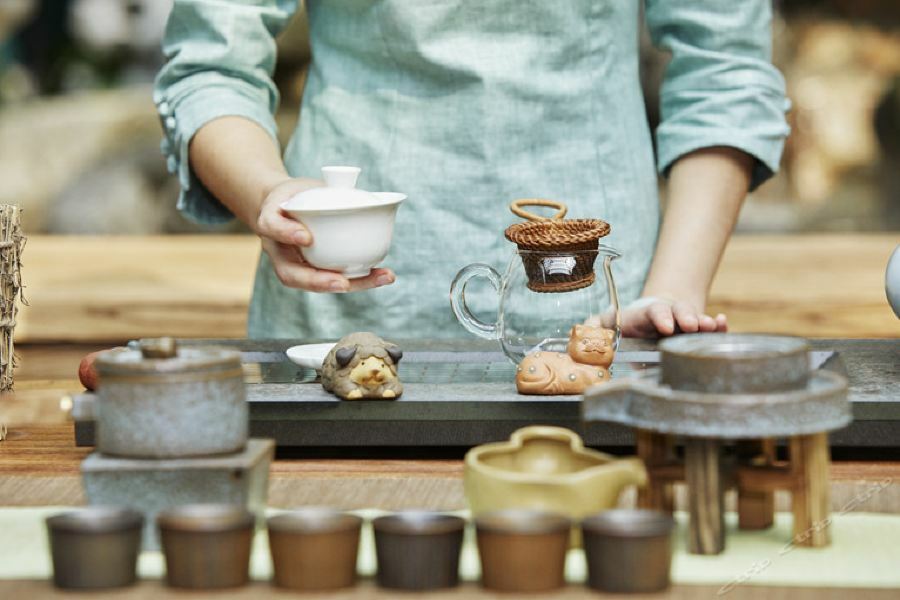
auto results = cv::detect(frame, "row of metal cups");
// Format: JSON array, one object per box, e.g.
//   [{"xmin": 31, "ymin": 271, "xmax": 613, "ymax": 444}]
[{"xmin": 47, "ymin": 504, "xmax": 674, "ymax": 594}]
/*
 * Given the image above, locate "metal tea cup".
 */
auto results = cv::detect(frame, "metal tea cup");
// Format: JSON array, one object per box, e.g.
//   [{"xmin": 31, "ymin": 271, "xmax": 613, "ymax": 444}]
[
  {"xmin": 581, "ymin": 509, "xmax": 675, "ymax": 593},
  {"xmin": 474, "ymin": 509, "xmax": 570, "ymax": 592},
  {"xmin": 267, "ymin": 507, "xmax": 362, "ymax": 591},
  {"xmin": 158, "ymin": 504, "xmax": 255, "ymax": 589},
  {"xmin": 46, "ymin": 507, "xmax": 143, "ymax": 590},
  {"xmin": 373, "ymin": 511, "xmax": 465, "ymax": 590}
]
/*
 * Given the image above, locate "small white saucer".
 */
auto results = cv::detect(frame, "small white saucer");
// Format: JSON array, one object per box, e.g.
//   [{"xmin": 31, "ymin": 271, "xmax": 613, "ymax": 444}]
[{"xmin": 285, "ymin": 343, "xmax": 336, "ymax": 371}]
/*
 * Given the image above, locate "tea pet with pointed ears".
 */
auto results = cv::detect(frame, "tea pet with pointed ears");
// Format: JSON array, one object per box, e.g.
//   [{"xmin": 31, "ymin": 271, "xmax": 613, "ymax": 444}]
[
  {"xmin": 516, "ymin": 324, "xmax": 615, "ymax": 395},
  {"xmin": 321, "ymin": 332, "xmax": 404, "ymax": 400}
]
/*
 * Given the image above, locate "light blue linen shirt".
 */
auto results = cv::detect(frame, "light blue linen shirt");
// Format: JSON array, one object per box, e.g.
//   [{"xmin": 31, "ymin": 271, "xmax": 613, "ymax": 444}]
[{"xmin": 155, "ymin": 0, "xmax": 789, "ymax": 340}]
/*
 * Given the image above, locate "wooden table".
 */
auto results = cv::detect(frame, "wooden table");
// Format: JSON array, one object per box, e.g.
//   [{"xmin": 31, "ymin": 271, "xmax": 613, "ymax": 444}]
[
  {"xmin": 16, "ymin": 234, "xmax": 900, "ymax": 343},
  {"xmin": 2, "ymin": 346, "xmax": 899, "ymax": 597},
  {"xmin": 2, "ymin": 580, "xmax": 899, "ymax": 599}
]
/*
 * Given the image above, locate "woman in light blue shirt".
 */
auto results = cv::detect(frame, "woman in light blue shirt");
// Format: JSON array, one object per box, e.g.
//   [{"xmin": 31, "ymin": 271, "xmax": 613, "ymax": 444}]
[{"xmin": 155, "ymin": 1, "xmax": 789, "ymax": 340}]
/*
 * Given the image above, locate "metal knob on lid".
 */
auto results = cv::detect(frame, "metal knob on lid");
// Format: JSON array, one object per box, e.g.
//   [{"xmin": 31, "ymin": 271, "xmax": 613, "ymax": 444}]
[{"xmin": 138, "ymin": 337, "xmax": 177, "ymax": 359}]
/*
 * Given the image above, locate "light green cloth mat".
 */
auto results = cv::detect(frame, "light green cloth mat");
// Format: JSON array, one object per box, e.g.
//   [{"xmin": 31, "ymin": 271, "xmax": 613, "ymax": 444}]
[{"xmin": 3, "ymin": 508, "xmax": 899, "ymax": 590}]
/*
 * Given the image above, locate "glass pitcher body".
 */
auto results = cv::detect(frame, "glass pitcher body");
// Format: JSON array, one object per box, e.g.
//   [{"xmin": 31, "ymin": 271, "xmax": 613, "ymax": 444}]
[{"xmin": 450, "ymin": 246, "xmax": 621, "ymax": 364}]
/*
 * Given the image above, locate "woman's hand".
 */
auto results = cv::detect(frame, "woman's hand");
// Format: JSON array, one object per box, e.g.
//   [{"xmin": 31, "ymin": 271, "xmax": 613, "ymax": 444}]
[
  {"xmin": 631, "ymin": 146, "xmax": 751, "ymax": 339},
  {"xmin": 621, "ymin": 296, "xmax": 727, "ymax": 338},
  {"xmin": 189, "ymin": 117, "xmax": 395, "ymax": 294},
  {"xmin": 255, "ymin": 178, "xmax": 396, "ymax": 293}
]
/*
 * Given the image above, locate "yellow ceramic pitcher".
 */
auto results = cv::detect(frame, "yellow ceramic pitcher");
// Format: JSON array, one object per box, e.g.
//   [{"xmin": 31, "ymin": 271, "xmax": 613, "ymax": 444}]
[{"xmin": 464, "ymin": 426, "xmax": 647, "ymax": 523}]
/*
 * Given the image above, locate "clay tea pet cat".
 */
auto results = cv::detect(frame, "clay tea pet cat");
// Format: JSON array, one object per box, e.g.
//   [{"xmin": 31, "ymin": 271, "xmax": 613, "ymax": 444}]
[
  {"xmin": 322, "ymin": 332, "xmax": 404, "ymax": 399},
  {"xmin": 516, "ymin": 325, "xmax": 615, "ymax": 395}
]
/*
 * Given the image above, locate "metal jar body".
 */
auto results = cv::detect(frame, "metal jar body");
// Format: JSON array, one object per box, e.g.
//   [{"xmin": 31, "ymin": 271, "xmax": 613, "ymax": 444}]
[{"xmin": 95, "ymin": 342, "xmax": 247, "ymax": 458}]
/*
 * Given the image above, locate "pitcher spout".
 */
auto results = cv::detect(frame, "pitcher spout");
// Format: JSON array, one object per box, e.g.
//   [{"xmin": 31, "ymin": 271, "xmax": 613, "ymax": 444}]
[{"xmin": 609, "ymin": 456, "xmax": 649, "ymax": 491}]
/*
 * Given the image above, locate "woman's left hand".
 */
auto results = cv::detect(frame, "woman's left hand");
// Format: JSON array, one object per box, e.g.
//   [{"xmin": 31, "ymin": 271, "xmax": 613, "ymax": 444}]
[{"xmin": 621, "ymin": 296, "xmax": 727, "ymax": 338}]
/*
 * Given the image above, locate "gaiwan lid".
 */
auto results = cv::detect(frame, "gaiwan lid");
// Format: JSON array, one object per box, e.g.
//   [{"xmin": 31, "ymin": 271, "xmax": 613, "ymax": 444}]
[
  {"xmin": 94, "ymin": 337, "xmax": 241, "ymax": 377},
  {"xmin": 282, "ymin": 166, "xmax": 387, "ymax": 212}
]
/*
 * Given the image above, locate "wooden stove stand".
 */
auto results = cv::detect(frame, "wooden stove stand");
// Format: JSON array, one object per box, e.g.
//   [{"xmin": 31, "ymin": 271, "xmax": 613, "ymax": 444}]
[{"xmin": 636, "ymin": 430, "xmax": 832, "ymax": 555}]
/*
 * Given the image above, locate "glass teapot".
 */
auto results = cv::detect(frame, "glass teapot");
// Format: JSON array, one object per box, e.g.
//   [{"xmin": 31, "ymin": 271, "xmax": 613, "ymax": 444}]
[{"xmin": 450, "ymin": 200, "xmax": 621, "ymax": 364}]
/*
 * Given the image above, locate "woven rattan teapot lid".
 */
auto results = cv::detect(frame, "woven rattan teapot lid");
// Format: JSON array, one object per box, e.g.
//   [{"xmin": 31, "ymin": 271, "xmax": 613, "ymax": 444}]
[
  {"xmin": 504, "ymin": 200, "xmax": 610, "ymax": 293},
  {"xmin": 504, "ymin": 199, "xmax": 610, "ymax": 251}
]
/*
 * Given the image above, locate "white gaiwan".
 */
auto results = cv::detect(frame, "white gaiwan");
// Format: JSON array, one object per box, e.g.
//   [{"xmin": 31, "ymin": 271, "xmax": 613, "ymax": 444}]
[{"xmin": 281, "ymin": 166, "xmax": 406, "ymax": 278}]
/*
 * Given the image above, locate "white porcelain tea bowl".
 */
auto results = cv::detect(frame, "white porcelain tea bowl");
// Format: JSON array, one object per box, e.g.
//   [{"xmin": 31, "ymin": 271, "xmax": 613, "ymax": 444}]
[{"xmin": 281, "ymin": 166, "xmax": 406, "ymax": 279}]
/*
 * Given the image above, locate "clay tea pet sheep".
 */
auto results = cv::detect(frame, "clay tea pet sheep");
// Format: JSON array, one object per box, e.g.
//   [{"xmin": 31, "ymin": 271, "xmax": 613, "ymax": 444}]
[
  {"xmin": 322, "ymin": 332, "xmax": 404, "ymax": 399},
  {"xmin": 516, "ymin": 324, "xmax": 615, "ymax": 395}
]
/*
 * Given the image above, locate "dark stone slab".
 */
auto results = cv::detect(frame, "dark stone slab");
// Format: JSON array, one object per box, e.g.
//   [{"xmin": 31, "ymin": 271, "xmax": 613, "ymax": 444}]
[{"xmin": 74, "ymin": 338, "xmax": 900, "ymax": 451}]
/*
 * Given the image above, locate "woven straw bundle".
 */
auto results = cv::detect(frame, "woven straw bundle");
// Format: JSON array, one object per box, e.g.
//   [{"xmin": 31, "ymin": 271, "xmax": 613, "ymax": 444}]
[
  {"xmin": 0, "ymin": 205, "xmax": 25, "ymax": 394},
  {"xmin": 504, "ymin": 199, "xmax": 610, "ymax": 293}
]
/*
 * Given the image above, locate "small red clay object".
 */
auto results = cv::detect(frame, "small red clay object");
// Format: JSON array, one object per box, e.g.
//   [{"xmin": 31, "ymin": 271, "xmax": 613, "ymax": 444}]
[{"xmin": 78, "ymin": 348, "xmax": 125, "ymax": 391}]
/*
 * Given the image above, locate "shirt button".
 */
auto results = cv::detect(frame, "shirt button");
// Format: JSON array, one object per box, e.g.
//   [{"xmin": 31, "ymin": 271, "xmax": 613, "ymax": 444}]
[
  {"xmin": 165, "ymin": 116, "xmax": 176, "ymax": 131},
  {"xmin": 158, "ymin": 101, "xmax": 170, "ymax": 116},
  {"xmin": 166, "ymin": 155, "xmax": 178, "ymax": 173}
]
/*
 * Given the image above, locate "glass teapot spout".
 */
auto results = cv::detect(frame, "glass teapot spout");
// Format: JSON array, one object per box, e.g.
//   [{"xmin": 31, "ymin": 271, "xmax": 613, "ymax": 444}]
[{"xmin": 596, "ymin": 244, "xmax": 622, "ymax": 332}]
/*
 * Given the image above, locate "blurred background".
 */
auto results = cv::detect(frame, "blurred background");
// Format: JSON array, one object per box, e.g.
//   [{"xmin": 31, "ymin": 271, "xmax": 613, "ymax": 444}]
[
  {"xmin": 0, "ymin": 0, "xmax": 897, "ymax": 349},
  {"xmin": 1, "ymin": 0, "xmax": 899, "ymax": 235}
]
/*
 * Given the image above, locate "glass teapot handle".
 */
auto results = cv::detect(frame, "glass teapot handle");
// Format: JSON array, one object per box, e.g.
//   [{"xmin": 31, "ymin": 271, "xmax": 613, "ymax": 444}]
[{"xmin": 449, "ymin": 263, "xmax": 502, "ymax": 340}]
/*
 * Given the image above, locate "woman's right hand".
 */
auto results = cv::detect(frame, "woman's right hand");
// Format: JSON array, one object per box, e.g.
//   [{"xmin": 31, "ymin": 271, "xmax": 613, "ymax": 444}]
[
  {"xmin": 255, "ymin": 177, "xmax": 396, "ymax": 293},
  {"xmin": 188, "ymin": 117, "xmax": 394, "ymax": 293}
]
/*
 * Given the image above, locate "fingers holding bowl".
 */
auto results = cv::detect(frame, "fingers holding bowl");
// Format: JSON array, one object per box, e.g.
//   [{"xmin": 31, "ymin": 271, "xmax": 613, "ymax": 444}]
[
  {"xmin": 263, "ymin": 239, "xmax": 396, "ymax": 293},
  {"xmin": 264, "ymin": 240, "xmax": 343, "ymax": 292},
  {"xmin": 277, "ymin": 264, "xmax": 395, "ymax": 294},
  {"xmin": 348, "ymin": 268, "xmax": 395, "ymax": 292},
  {"xmin": 257, "ymin": 206, "xmax": 312, "ymax": 247}
]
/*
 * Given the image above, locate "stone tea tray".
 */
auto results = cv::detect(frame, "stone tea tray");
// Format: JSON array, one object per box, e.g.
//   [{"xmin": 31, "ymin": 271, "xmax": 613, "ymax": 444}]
[{"xmin": 73, "ymin": 339, "xmax": 899, "ymax": 450}]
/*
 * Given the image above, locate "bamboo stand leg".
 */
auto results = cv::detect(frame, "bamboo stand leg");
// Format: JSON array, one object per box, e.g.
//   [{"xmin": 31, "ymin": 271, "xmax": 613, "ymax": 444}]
[
  {"xmin": 685, "ymin": 437, "xmax": 725, "ymax": 555},
  {"xmin": 790, "ymin": 432, "xmax": 831, "ymax": 547},
  {"xmin": 737, "ymin": 438, "xmax": 776, "ymax": 530},
  {"xmin": 635, "ymin": 429, "xmax": 674, "ymax": 512}
]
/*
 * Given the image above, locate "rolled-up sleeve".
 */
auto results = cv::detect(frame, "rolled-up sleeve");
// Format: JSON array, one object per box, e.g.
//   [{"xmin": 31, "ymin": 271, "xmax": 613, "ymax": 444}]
[
  {"xmin": 154, "ymin": 0, "xmax": 296, "ymax": 224},
  {"xmin": 645, "ymin": 1, "xmax": 790, "ymax": 190}
]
